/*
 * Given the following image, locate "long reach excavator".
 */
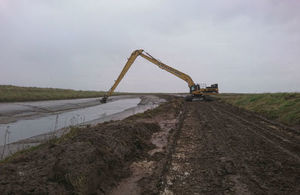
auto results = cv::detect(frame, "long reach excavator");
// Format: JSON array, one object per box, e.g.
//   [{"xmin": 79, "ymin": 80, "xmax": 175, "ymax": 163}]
[{"xmin": 101, "ymin": 49, "xmax": 218, "ymax": 103}]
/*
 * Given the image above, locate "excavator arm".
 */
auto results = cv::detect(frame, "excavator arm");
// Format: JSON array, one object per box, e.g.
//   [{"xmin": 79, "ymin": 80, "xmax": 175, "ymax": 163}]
[
  {"xmin": 105, "ymin": 50, "xmax": 143, "ymax": 98},
  {"xmin": 139, "ymin": 52, "xmax": 195, "ymax": 87},
  {"xmin": 101, "ymin": 49, "xmax": 196, "ymax": 103},
  {"xmin": 101, "ymin": 49, "xmax": 218, "ymax": 103}
]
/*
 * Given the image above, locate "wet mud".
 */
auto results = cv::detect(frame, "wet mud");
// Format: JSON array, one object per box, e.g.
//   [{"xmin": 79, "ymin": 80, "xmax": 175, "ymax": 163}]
[
  {"xmin": 0, "ymin": 98, "xmax": 299, "ymax": 194},
  {"xmin": 159, "ymin": 101, "xmax": 300, "ymax": 194},
  {"xmin": 0, "ymin": 97, "xmax": 183, "ymax": 194},
  {"xmin": 0, "ymin": 95, "xmax": 164, "ymax": 160}
]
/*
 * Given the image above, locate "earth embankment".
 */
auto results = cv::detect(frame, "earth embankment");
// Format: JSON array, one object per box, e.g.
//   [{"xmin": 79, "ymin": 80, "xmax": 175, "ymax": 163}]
[{"xmin": 0, "ymin": 97, "xmax": 299, "ymax": 194}]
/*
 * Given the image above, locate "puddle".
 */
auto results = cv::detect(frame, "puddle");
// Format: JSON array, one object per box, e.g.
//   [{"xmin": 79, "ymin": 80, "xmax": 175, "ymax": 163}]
[
  {"xmin": 109, "ymin": 118, "xmax": 178, "ymax": 195},
  {"xmin": 110, "ymin": 160, "xmax": 155, "ymax": 195},
  {"xmin": 0, "ymin": 98, "xmax": 141, "ymax": 146},
  {"xmin": 149, "ymin": 119, "xmax": 178, "ymax": 156}
]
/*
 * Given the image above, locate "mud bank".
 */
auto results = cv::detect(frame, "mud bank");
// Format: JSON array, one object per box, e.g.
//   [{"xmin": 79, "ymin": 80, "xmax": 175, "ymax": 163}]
[
  {"xmin": 0, "ymin": 95, "xmax": 138, "ymax": 124},
  {"xmin": 0, "ymin": 96, "xmax": 165, "ymax": 160},
  {"xmin": 0, "ymin": 97, "xmax": 182, "ymax": 194},
  {"xmin": 1, "ymin": 97, "xmax": 299, "ymax": 194}
]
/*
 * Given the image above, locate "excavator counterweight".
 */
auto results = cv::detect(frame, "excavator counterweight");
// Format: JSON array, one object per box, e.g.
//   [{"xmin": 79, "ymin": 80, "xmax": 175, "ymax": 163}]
[{"xmin": 101, "ymin": 49, "xmax": 218, "ymax": 103}]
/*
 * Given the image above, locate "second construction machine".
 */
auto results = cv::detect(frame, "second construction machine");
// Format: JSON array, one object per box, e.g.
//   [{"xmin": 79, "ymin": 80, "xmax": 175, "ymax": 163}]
[{"xmin": 101, "ymin": 49, "xmax": 218, "ymax": 103}]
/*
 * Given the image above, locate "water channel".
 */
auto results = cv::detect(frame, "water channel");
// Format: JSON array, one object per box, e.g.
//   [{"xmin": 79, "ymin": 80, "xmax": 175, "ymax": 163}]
[{"xmin": 0, "ymin": 98, "xmax": 141, "ymax": 146}]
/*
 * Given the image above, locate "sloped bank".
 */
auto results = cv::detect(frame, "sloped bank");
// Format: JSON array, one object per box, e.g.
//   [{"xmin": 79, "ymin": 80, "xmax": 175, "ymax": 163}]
[
  {"xmin": 0, "ymin": 95, "xmax": 165, "ymax": 160},
  {"xmin": 0, "ymin": 97, "xmax": 183, "ymax": 194},
  {"xmin": 218, "ymin": 93, "xmax": 300, "ymax": 128}
]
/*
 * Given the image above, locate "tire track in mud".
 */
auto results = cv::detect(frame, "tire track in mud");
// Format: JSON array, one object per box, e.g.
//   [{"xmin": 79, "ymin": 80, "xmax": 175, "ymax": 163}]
[
  {"xmin": 213, "ymin": 103, "xmax": 300, "ymax": 162},
  {"xmin": 160, "ymin": 101, "xmax": 300, "ymax": 194},
  {"xmin": 194, "ymin": 103, "xmax": 256, "ymax": 194},
  {"xmin": 201, "ymin": 103, "xmax": 274, "ymax": 193},
  {"xmin": 109, "ymin": 99, "xmax": 187, "ymax": 195},
  {"xmin": 216, "ymin": 101, "xmax": 300, "ymax": 139},
  {"xmin": 204, "ymin": 101, "xmax": 300, "ymax": 193},
  {"xmin": 207, "ymin": 102, "xmax": 300, "ymax": 193}
]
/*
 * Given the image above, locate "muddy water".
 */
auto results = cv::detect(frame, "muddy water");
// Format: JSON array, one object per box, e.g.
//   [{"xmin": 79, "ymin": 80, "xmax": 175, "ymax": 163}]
[{"xmin": 0, "ymin": 98, "xmax": 140, "ymax": 146}]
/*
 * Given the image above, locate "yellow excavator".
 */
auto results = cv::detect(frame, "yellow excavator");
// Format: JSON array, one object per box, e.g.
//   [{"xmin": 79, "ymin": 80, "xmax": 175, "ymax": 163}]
[{"xmin": 101, "ymin": 49, "xmax": 218, "ymax": 103}]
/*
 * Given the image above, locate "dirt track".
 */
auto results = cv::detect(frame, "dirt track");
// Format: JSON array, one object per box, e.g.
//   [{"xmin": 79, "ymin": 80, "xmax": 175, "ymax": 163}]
[
  {"xmin": 159, "ymin": 101, "xmax": 300, "ymax": 194},
  {"xmin": 0, "ymin": 98, "xmax": 299, "ymax": 194}
]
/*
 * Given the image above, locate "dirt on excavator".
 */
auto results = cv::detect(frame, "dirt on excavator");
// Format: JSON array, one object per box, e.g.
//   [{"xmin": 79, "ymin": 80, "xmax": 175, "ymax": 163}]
[{"xmin": 0, "ymin": 96, "xmax": 299, "ymax": 194}]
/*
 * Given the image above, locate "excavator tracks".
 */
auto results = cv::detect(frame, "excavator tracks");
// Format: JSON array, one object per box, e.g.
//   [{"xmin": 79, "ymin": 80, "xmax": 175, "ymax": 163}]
[{"xmin": 159, "ymin": 100, "xmax": 300, "ymax": 194}]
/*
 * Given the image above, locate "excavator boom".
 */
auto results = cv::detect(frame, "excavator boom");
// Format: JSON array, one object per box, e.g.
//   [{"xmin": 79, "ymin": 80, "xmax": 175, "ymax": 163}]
[
  {"xmin": 106, "ymin": 50, "xmax": 142, "ymax": 97},
  {"xmin": 139, "ymin": 52, "xmax": 195, "ymax": 87},
  {"xmin": 101, "ymin": 49, "xmax": 218, "ymax": 103}
]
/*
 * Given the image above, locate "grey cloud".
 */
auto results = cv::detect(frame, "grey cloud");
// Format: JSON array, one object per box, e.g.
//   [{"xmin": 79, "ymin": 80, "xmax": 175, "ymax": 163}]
[{"xmin": 0, "ymin": 0, "xmax": 299, "ymax": 93}]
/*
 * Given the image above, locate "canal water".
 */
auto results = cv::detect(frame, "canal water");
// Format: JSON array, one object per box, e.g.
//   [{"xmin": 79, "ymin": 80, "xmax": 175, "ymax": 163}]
[{"xmin": 0, "ymin": 98, "xmax": 141, "ymax": 146}]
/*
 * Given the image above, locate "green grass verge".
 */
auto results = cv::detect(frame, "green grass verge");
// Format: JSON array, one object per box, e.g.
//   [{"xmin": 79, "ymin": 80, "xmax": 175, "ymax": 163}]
[
  {"xmin": 218, "ymin": 93, "xmax": 300, "ymax": 126},
  {"xmin": 0, "ymin": 85, "xmax": 135, "ymax": 102},
  {"xmin": 0, "ymin": 85, "xmax": 168, "ymax": 102}
]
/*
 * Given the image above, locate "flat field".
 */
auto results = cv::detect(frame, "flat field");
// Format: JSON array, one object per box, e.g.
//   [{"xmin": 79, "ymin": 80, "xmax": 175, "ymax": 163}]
[
  {"xmin": 0, "ymin": 85, "xmax": 164, "ymax": 102},
  {"xmin": 0, "ymin": 85, "xmax": 121, "ymax": 102}
]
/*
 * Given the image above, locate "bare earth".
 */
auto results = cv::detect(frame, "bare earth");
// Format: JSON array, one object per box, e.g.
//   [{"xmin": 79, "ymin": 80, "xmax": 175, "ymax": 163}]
[
  {"xmin": 158, "ymin": 101, "xmax": 300, "ymax": 194},
  {"xmin": 0, "ymin": 97, "xmax": 299, "ymax": 194}
]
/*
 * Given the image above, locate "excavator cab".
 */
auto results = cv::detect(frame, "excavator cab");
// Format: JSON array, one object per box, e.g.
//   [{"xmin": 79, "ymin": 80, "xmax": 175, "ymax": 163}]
[
  {"xmin": 190, "ymin": 84, "xmax": 201, "ymax": 93},
  {"xmin": 186, "ymin": 83, "xmax": 219, "ymax": 101}
]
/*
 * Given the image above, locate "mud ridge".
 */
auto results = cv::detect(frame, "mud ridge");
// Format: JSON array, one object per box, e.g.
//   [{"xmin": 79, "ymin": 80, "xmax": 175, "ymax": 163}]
[
  {"xmin": 0, "ymin": 97, "xmax": 183, "ymax": 194},
  {"xmin": 1, "ymin": 98, "xmax": 299, "ymax": 194},
  {"xmin": 158, "ymin": 100, "xmax": 300, "ymax": 194}
]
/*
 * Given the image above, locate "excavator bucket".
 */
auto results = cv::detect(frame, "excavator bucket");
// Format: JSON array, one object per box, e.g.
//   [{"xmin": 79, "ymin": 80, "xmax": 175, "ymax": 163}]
[{"xmin": 100, "ymin": 95, "xmax": 108, "ymax": 103}]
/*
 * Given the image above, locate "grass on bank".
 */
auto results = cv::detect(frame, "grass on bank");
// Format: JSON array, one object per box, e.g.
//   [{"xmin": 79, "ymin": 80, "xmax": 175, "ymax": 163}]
[
  {"xmin": 0, "ymin": 127, "xmax": 81, "ymax": 164},
  {"xmin": 218, "ymin": 93, "xmax": 300, "ymax": 126},
  {"xmin": 0, "ymin": 85, "xmax": 166, "ymax": 102},
  {"xmin": 0, "ymin": 85, "xmax": 132, "ymax": 102}
]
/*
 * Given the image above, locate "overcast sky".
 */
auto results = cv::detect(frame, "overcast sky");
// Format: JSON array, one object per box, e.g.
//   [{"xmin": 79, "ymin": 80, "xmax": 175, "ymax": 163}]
[{"xmin": 0, "ymin": 0, "xmax": 299, "ymax": 93}]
